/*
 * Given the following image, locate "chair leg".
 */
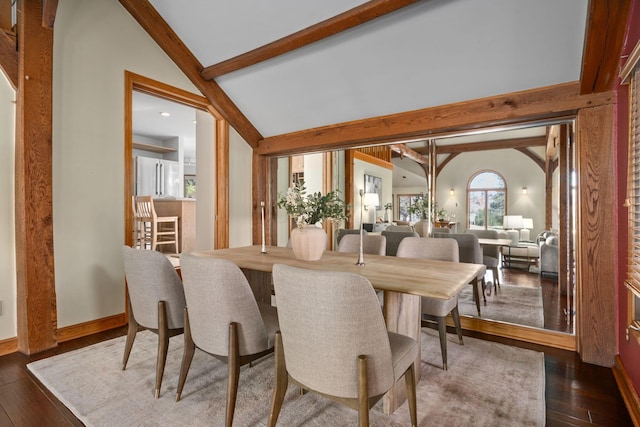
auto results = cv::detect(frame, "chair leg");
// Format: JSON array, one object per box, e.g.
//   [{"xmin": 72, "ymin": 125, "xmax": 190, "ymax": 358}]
[
  {"xmin": 481, "ymin": 278, "xmax": 487, "ymax": 306},
  {"xmin": 491, "ymin": 267, "xmax": 500, "ymax": 292},
  {"xmin": 471, "ymin": 279, "xmax": 481, "ymax": 316},
  {"xmin": 155, "ymin": 301, "xmax": 169, "ymax": 399},
  {"xmin": 268, "ymin": 332, "xmax": 288, "ymax": 427},
  {"xmin": 226, "ymin": 322, "xmax": 240, "ymax": 427},
  {"xmin": 176, "ymin": 308, "xmax": 196, "ymax": 401},
  {"xmin": 436, "ymin": 316, "xmax": 448, "ymax": 370},
  {"xmin": 357, "ymin": 355, "xmax": 369, "ymax": 427},
  {"xmin": 173, "ymin": 217, "xmax": 179, "ymax": 254},
  {"xmin": 404, "ymin": 363, "xmax": 418, "ymax": 427},
  {"xmin": 451, "ymin": 305, "xmax": 464, "ymax": 345},
  {"xmin": 122, "ymin": 299, "xmax": 138, "ymax": 370}
]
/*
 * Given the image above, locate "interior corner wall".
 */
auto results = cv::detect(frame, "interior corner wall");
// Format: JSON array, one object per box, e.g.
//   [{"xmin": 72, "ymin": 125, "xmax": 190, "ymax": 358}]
[
  {"xmin": 228, "ymin": 127, "xmax": 253, "ymax": 247},
  {"xmin": 52, "ymin": 0, "xmax": 198, "ymax": 328},
  {"xmin": 0, "ymin": 72, "xmax": 17, "ymax": 340}
]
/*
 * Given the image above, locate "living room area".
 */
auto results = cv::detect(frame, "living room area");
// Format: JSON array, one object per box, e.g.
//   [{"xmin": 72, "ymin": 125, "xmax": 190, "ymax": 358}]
[{"xmin": 390, "ymin": 119, "xmax": 573, "ymax": 337}]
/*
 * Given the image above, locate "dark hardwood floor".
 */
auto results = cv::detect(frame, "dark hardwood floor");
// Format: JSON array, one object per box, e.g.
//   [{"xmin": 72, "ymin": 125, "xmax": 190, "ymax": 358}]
[{"xmin": 0, "ymin": 267, "xmax": 631, "ymax": 425}]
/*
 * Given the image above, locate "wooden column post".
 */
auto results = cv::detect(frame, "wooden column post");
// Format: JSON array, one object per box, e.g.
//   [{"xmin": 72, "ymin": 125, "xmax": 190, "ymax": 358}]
[
  {"xmin": 15, "ymin": 0, "xmax": 57, "ymax": 354},
  {"xmin": 253, "ymin": 152, "xmax": 268, "ymax": 245},
  {"xmin": 215, "ymin": 119, "xmax": 229, "ymax": 249}
]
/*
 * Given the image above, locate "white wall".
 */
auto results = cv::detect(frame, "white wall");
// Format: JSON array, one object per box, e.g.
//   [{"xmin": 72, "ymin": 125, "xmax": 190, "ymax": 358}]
[
  {"xmin": 52, "ymin": 0, "xmax": 200, "ymax": 327},
  {"xmin": 436, "ymin": 148, "xmax": 546, "ymax": 238},
  {"xmin": 228, "ymin": 127, "xmax": 253, "ymax": 247},
  {"xmin": 195, "ymin": 109, "xmax": 215, "ymax": 251},
  {"xmin": 0, "ymin": 72, "xmax": 16, "ymax": 339}
]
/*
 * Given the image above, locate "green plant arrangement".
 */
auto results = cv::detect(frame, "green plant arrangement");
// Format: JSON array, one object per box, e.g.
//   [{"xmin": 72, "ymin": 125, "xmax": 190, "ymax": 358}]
[
  {"xmin": 384, "ymin": 202, "xmax": 393, "ymax": 211},
  {"xmin": 277, "ymin": 180, "xmax": 350, "ymax": 228},
  {"xmin": 408, "ymin": 197, "xmax": 446, "ymax": 220}
]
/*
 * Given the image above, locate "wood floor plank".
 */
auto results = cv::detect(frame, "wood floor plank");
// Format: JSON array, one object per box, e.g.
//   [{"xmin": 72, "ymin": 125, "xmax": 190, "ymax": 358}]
[{"xmin": 0, "ymin": 378, "xmax": 75, "ymax": 426}]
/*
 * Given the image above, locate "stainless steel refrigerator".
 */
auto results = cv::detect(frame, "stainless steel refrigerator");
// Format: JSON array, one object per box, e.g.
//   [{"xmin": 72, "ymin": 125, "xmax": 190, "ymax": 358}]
[{"xmin": 135, "ymin": 156, "xmax": 182, "ymax": 198}]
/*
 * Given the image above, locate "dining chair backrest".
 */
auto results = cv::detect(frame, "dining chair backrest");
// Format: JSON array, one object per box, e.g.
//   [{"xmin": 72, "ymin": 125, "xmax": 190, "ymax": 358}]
[
  {"xmin": 465, "ymin": 229, "xmax": 499, "ymax": 258},
  {"xmin": 381, "ymin": 230, "xmax": 420, "ymax": 256},
  {"xmin": 180, "ymin": 253, "xmax": 271, "ymax": 356},
  {"xmin": 385, "ymin": 225, "xmax": 413, "ymax": 232},
  {"xmin": 272, "ymin": 264, "xmax": 394, "ymax": 398},
  {"xmin": 396, "ymin": 237, "xmax": 459, "ymax": 262},
  {"xmin": 433, "ymin": 226, "xmax": 450, "ymax": 234},
  {"xmin": 121, "ymin": 245, "xmax": 185, "ymax": 330},
  {"xmin": 337, "ymin": 234, "xmax": 386, "ymax": 255},
  {"xmin": 336, "ymin": 228, "xmax": 366, "ymax": 244},
  {"xmin": 434, "ymin": 233, "xmax": 483, "ymax": 265}
]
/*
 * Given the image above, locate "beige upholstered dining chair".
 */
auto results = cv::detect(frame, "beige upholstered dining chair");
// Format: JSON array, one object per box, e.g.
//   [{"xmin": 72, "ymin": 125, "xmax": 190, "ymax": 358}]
[
  {"xmin": 133, "ymin": 195, "xmax": 179, "ymax": 253},
  {"xmin": 269, "ymin": 264, "xmax": 418, "ymax": 427},
  {"xmin": 465, "ymin": 229, "xmax": 501, "ymax": 295},
  {"xmin": 381, "ymin": 230, "xmax": 419, "ymax": 256},
  {"xmin": 396, "ymin": 237, "xmax": 463, "ymax": 370},
  {"xmin": 337, "ymin": 234, "xmax": 386, "ymax": 255},
  {"xmin": 177, "ymin": 253, "xmax": 279, "ymax": 427},
  {"xmin": 121, "ymin": 245, "xmax": 186, "ymax": 398},
  {"xmin": 434, "ymin": 232, "xmax": 486, "ymax": 315}
]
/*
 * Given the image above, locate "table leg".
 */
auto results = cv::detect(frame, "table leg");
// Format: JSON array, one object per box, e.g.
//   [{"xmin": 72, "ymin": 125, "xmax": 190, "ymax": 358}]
[{"xmin": 382, "ymin": 290, "xmax": 421, "ymax": 414}]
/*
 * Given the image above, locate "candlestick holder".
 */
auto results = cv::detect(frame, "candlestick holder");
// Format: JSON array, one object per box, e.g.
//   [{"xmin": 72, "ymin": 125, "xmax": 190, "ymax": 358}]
[{"xmin": 261, "ymin": 201, "xmax": 267, "ymax": 254}]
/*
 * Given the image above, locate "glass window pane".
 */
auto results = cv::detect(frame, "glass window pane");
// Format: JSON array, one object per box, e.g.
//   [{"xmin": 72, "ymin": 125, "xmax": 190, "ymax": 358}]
[
  {"xmin": 468, "ymin": 191, "xmax": 485, "ymax": 229},
  {"xmin": 487, "ymin": 191, "xmax": 505, "ymax": 228},
  {"xmin": 470, "ymin": 172, "xmax": 505, "ymax": 189}
]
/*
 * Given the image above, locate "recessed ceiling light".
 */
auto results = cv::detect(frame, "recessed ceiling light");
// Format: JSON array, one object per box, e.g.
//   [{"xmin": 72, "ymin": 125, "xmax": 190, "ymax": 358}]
[{"xmin": 160, "ymin": 112, "xmax": 170, "ymax": 117}]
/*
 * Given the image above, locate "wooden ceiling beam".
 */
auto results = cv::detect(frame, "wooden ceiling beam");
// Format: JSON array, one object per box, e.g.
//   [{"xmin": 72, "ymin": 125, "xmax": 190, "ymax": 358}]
[
  {"xmin": 42, "ymin": 0, "xmax": 58, "ymax": 29},
  {"xmin": 436, "ymin": 153, "xmax": 459, "ymax": 177},
  {"xmin": 118, "ymin": 0, "xmax": 262, "ymax": 148},
  {"xmin": 256, "ymin": 82, "xmax": 614, "ymax": 156},
  {"xmin": 390, "ymin": 143, "xmax": 427, "ymax": 164},
  {"xmin": 580, "ymin": 0, "xmax": 631, "ymax": 94},
  {"xmin": 201, "ymin": 0, "xmax": 418, "ymax": 79},
  {"xmin": 420, "ymin": 136, "xmax": 546, "ymax": 155},
  {"xmin": 514, "ymin": 147, "xmax": 545, "ymax": 171},
  {"xmin": 0, "ymin": 29, "xmax": 16, "ymax": 89}
]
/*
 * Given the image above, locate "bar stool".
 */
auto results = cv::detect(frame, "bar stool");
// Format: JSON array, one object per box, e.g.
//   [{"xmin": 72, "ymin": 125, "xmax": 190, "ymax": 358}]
[{"xmin": 133, "ymin": 195, "xmax": 179, "ymax": 254}]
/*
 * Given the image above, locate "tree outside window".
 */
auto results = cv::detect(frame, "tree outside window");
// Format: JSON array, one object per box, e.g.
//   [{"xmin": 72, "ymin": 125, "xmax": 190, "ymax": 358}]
[
  {"xmin": 467, "ymin": 171, "xmax": 505, "ymax": 230},
  {"xmin": 397, "ymin": 194, "xmax": 424, "ymax": 222}
]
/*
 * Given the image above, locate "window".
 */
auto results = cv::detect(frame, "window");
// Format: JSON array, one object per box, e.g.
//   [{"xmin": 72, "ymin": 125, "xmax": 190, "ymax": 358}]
[
  {"xmin": 467, "ymin": 171, "xmax": 505, "ymax": 230},
  {"xmin": 625, "ymin": 46, "xmax": 640, "ymax": 343},
  {"xmin": 397, "ymin": 194, "xmax": 423, "ymax": 222}
]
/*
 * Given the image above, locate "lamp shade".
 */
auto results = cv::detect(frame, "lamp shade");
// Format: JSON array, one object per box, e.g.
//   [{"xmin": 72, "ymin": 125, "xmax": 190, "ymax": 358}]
[
  {"xmin": 363, "ymin": 192, "xmax": 379, "ymax": 208},
  {"xmin": 522, "ymin": 218, "xmax": 534, "ymax": 229},
  {"xmin": 503, "ymin": 215, "xmax": 523, "ymax": 229}
]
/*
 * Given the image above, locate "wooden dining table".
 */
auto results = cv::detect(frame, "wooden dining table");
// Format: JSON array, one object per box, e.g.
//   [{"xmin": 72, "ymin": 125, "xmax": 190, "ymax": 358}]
[{"xmin": 193, "ymin": 245, "xmax": 485, "ymax": 414}]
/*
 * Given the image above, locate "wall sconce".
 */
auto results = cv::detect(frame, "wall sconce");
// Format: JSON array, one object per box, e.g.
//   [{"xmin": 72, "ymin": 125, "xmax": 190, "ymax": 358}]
[
  {"xmin": 522, "ymin": 187, "xmax": 528, "ymax": 195},
  {"xmin": 449, "ymin": 188, "xmax": 455, "ymax": 196}
]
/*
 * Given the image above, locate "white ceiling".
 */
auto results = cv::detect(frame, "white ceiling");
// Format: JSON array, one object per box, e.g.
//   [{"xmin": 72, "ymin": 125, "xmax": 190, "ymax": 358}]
[
  {"xmin": 132, "ymin": 91, "xmax": 197, "ymax": 157},
  {"xmin": 149, "ymin": 0, "xmax": 588, "ymax": 138}
]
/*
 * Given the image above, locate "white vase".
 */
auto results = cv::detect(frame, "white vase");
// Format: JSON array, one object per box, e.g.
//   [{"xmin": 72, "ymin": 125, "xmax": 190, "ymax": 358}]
[
  {"xmin": 414, "ymin": 219, "xmax": 430, "ymax": 237},
  {"xmin": 290, "ymin": 225, "xmax": 327, "ymax": 261}
]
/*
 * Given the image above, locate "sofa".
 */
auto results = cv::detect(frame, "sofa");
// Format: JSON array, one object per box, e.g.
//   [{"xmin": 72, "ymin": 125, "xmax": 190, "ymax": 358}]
[{"xmin": 539, "ymin": 232, "xmax": 559, "ymax": 277}]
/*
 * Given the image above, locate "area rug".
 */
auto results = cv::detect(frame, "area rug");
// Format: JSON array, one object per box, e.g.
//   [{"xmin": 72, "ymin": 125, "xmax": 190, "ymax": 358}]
[
  {"xmin": 27, "ymin": 329, "xmax": 545, "ymax": 426},
  {"xmin": 458, "ymin": 284, "xmax": 544, "ymax": 328}
]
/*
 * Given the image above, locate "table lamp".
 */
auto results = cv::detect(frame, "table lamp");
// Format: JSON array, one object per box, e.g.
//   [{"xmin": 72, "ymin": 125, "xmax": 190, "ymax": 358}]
[
  {"xmin": 363, "ymin": 192, "xmax": 379, "ymax": 224},
  {"xmin": 520, "ymin": 217, "xmax": 533, "ymax": 241},
  {"xmin": 503, "ymin": 215, "xmax": 523, "ymax": 230}
]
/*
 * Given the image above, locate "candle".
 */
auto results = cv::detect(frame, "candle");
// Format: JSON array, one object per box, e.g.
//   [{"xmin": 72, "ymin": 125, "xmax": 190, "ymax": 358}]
[{"xmin": 261, "ymin": 201, "xmax": 266, "ymax": 254}]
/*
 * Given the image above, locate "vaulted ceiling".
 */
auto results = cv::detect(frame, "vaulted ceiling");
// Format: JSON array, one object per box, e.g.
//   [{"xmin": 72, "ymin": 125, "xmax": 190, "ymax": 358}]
[{"xmin": 118, "ymin": 0, "xmax": 629, "ymax": 153}]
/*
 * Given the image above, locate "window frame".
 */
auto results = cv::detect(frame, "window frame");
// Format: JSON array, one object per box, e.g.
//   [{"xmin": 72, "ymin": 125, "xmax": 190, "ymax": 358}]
[
  {"xmin": 623, "ymin": 40, "xmax": 640, "ymax": 344},
  {"xmin": 466, "ymin": 170, "xmax": 507, "ymax": 230}
]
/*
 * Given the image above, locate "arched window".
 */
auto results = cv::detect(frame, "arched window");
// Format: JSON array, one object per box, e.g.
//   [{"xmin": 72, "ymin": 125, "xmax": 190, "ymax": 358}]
[{"xmin": 467, "ymin": 171, "xmax": 506, "ymax": 230}]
